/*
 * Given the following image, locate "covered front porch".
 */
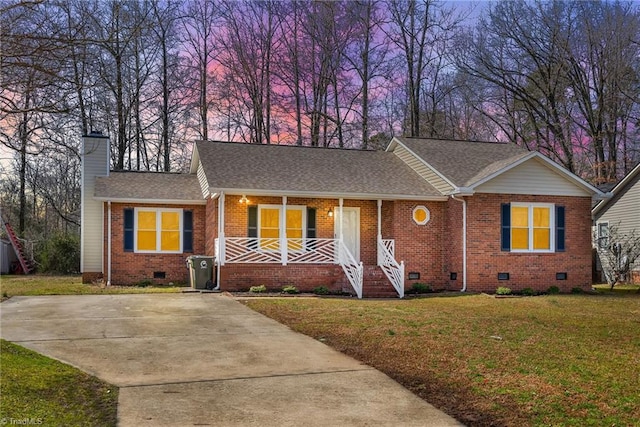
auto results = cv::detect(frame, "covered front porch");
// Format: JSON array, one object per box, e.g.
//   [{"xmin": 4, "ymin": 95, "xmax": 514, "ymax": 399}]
[{"xmin": 212, "ymin": 193, "xmax": 405, "ymax": 298}]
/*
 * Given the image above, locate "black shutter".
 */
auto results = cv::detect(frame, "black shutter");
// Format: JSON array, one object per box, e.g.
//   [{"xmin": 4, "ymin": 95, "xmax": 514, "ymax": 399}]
[
  {"xmin": 501, "ymin": 203, "xmax": 511, "ymax": 251},
  {"xmin": 124, "ymin": 208, "xmax": 134, "ymax": 252},
  {"xmin": 306, "ymin": 207, "xmax": 316, "ymax": 250},
  {"xmin": 183, "ymin": 210, "xmax": 193, "ymax": 253},
  {"xmin": 248, "ymin": 206, "xmax": 258, "ymax": 237},
  {"xmin": 555, "ymin": 205, "xmax": 565, "ymax": 252},
  {"xmin": 248, "ymin": 206, "xmax": 258, "ymax": 250}
]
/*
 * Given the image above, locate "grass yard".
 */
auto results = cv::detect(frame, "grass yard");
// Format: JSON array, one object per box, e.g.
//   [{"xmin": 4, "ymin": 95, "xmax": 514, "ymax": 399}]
[
  {"xmin": 0, "ymin": 339, "xmax": 118, "ymax": 426},
  {"xmin": 244, "ymin": 293, "xmax": 640, "ymax": 427},
  {"xmin": 0, "ymin": 275, "xmax": 182, "ymax": 299}
]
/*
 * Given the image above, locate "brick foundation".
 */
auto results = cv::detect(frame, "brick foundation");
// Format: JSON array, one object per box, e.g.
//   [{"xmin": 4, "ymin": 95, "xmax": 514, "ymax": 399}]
[{"xmin": 219, "ymin": 264, "xmax": 345, "ymax": 292}]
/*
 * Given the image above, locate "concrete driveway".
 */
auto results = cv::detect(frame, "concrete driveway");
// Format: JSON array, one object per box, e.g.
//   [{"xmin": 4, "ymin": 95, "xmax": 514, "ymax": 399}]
[{"xmin": 1, "ymin": 294, "xmax": 461, "ymax": 426}]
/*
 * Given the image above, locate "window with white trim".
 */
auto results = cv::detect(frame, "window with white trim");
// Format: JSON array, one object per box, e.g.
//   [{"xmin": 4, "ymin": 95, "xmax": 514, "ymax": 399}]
[
  {"xmin": 507, "ymin": 203, "xmax": 555, "ymax": 252},
  {"xmin": 257, "ymin": 205, "xmax": 306, "ymax": 251},
  {"xmin": 134, "ymin": 208, "xmax": 183, "ymax": 253},
  {"xmin": 597, "ymin": 222, "xmax": 609, "ymax": 249}
]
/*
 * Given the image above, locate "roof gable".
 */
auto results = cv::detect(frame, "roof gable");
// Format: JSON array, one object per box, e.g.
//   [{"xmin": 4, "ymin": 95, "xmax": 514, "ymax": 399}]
[
  {"xmin": 389, "ymin": 137, "xmax": 602, "ymax": 197},
  {"xmin": 592, "ymin": 162, "xmax": 640, "ymax": 218},
  {"xmin": 475, "ymin": 155, "xmax": 592, "ymax": 196},
  {"xmin": 194, "ymin": 141, "xmax": 444, "ymax": 199}
]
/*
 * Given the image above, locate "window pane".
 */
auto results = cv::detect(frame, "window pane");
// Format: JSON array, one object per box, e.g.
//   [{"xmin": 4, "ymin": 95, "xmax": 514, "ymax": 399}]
[
  {"xmin": 161, "ymin": 231, "xmax": 180, "ymax": 251},
  {"xmin": 161, "ymin": 212, "xmax": 180, "ymax": 231},
  {"xmin": 533, "ymin": 207, "xmax": 550, "ymax": 227},
  {"xmin": 138, "ymin": 211, "xmax": 156, "ymax": 230},
  {"xmin": 533, "ymin": 229, "xmax": 550, "ymax": 250},
  {"xmin": 286, "ymin": 209, "xmax": 302, "ymax": 228},
  {"xmin": 261, "ymin": 208, "xmax": 280, "ymax": 228},
  {"xmin": 138, "ymin": 231, "xmax": 156, "ymax": 251},
  {"xmin": 511, "ymin": 207, "xmax": 529, "ymax": 227},
  {"xmin": 512, "ymin": 228, "xmax": 528, "ymax": 250}
]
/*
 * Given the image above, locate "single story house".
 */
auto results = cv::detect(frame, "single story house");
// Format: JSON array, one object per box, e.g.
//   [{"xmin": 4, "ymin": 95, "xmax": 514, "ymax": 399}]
[
  {"xmin": 81, "ymin": 133, "xmax": 604, "ymax": 297},
  {"xmin": 592, "ymin": 162, "xmax": 640, "ymax": 283}
]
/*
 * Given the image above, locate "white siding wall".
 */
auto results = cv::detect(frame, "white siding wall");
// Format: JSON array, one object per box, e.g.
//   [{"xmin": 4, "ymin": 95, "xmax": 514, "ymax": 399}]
[
  {"xmin": 597, "ymin": 173, "xmax": 640, "ymax": 270},
  {"xmin": 197, "ymin": 163, "xmax": 210, "ymax": 198},
  {"xmin": 476, "ymin": 158, "xmax": 591, "ymax": 196},
  {"xmin": 393, "ymin": 145, "xmax": 453, "ymax": 194},
  {"xmin": 81, "ymin": 136, "xmax": 109, "ymax": 274}
]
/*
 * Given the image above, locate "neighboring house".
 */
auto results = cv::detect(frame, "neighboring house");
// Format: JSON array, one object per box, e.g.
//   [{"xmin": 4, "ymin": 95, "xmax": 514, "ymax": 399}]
[
  {"xmin": 592, "ymin": 162, "xmax": 640, "ymax": 283},
  {"xmin": 81, "ymin": 133, "xmax": 603, "ymax": 297}
]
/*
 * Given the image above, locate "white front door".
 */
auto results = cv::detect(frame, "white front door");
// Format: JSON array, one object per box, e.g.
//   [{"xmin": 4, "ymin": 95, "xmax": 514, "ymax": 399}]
[{"xmin": 334, "ymin": 207, "xmax": 360, "ymax": 262}]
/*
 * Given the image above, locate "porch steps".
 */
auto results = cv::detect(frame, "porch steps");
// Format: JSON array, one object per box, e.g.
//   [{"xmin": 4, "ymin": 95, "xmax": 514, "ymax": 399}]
[{"xmin": 362, "ymin": 266, "xmax": 399, "ymax": 298}]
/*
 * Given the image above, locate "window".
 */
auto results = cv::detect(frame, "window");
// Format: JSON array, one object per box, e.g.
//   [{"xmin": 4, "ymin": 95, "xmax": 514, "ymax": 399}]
[
  {"xmin": 133, "ymin": 208, "xmax": 183, "ymax": 253},
  {"xmin": 597, "ymin": 222, "xmax": 609, "ymax": 249},
  {"xmin": 248, "ymin": 205, "xmax": 310, "ymax": 251},
  {"xmin": 501, "ymin": 203, "xmax": 562, "ymax": 253},
  {"xmin": 412, "ymin": 205, "xmax": 430, "ymax": 225}
]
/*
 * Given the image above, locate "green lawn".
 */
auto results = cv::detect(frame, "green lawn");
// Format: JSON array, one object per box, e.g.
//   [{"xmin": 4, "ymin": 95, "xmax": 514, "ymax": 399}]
[
  {"xmin": 244, "ymin": 293, "xmax": 640, "ymax": 427},
  {"xmin": 1, "ymin": 275, "xmax": 182, "ymax": 299},
  {"xmin": 0, "ymin": 339, "xmax": 118, "ymax": 426}
]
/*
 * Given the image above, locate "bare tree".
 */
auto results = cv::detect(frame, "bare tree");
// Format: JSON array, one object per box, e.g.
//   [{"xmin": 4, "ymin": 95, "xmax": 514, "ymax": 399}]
[{"xmin": 595, "ymin": 223, "xmax": 640, "ymax": 290}]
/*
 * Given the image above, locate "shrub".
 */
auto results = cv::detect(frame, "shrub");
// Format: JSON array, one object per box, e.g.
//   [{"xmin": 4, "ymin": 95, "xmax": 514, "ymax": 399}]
[
  {"xmin": 409, "ymin": 282, "xmax": 432, "ymax": 294},
  {"xmin": 547, "ymin": 285, "xmax": 560, "ymax": 295},
  {"xmin": 496, "ymin": 286, "xmax": 512, "ymax": 295},
  {"xmin": 521, "ymin": 287, "xmax": 535, "ymax": 296},
  {"xmin": 135, "ymin": 280, "xmax": 153, "ymax": 288},
  {"xmin": 249, "ymin": 285, "xmax": 267, "ymax": 293},
  {"xmin": 36, "ymin": 233, "xmax": 80, "ymax": 274},
  {"xmin": 281, "ymin": 285, "xmax": 299, "ymax": 294},
  {"xmin": 571, "ymin": 287, "xmax": 584, "ymax": 294},
  {"xmin": 313, "ymin": 286, "xmax": 330, "ymax": 295}
]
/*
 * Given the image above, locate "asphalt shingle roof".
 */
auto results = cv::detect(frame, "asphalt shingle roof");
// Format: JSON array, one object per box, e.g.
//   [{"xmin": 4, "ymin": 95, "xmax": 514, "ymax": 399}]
[
  {"xmin": 195, "ymin": 141, "xmax": 443, "ymax": 198},
  {"xmin": 395, "ymin": 137, "xmax": 531, "ymax": 188},
  {"xmin": 95, "ymin": 172, "xmax": 204, "ymax": 201}
]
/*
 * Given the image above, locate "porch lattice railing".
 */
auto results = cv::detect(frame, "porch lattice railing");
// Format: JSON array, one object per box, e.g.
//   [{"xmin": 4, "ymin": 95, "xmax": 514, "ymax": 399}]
[
  {"xmin": 337, "ymin": 240, "xmax": 363, "ymax": 299},
  {"xmin": 215, "ymin": 237, "xmax": 363, "ymax": 298},
  {"xmin": 378, "ymin": 238, "xmax": 405, "ymax": 298}
]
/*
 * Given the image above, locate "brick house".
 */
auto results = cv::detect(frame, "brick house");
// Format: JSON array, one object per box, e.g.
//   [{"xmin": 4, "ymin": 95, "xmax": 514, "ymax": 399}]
[{"xmin": 81, "ymin": 133, "xmax": 603, "ymax": 297}]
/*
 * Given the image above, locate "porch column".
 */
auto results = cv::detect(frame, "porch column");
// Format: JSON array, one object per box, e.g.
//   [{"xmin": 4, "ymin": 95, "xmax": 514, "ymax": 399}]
[
  {"xmin": 218, "ymin": 192, "xmax": 225, "ymax": 266},
  {"xmin": 377, "ymin": 199, "xmax": 382, "ymax": 266},
  {"xmin": 338, "ymin": 198, "xmax": 344, "ymax": 243},
  {"xmin": 280, "ymin": 196, "xmax": 287, "ymax": 265}
]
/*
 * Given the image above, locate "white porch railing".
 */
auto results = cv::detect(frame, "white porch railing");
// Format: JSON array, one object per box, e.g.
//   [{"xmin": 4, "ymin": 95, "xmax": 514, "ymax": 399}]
[
  {"xmin": 337, "ymin": 240, "xmax": 363, "ymax": 299},
  {"xmin": 215, "ymin": 237, "xmax": 363, "ymax": 298},
  {"xmin": 378, "ymin": 238, "xmax": 405, "ymax": 298}
]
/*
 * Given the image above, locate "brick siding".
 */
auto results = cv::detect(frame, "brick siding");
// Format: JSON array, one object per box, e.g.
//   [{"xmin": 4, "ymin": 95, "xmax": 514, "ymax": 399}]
[
  {"xmin": 101, "ymin": 193, "xmax": 594, "ymax": 294},
  {"xmin": 104, "ymin": 202, "xmax": 206, "ymax": 285}
]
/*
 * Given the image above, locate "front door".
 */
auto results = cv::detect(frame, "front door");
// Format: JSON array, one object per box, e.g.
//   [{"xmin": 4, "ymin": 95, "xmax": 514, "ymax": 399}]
[{"xmin": 334, "ymin": 207, "xmax": 360, "ymax": 262}]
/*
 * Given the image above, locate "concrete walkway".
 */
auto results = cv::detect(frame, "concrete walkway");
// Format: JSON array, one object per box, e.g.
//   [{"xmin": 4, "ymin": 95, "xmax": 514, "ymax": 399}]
[{"xmin": 1, "ymin": 294, "xmax": 462, "ymax": 426}]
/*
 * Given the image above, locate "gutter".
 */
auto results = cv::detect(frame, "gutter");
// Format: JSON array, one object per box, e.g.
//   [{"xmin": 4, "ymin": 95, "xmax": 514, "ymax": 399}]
[{"xmin": 450, "ymin": 195, "xmax": 467, "ymax": 292}]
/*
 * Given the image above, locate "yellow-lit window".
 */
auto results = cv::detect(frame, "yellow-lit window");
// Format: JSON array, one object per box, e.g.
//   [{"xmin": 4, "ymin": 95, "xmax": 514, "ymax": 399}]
[
  {"xmin": 286, "ymin": 208, "xmax": 303, "ymax": 250},
  {"xmin": 137, "ymin": 211, "xmax": 157, "ymax": 251},
  {"xmin": 258, "ymin": 205, "xmax": 306, "ymax": 251},
  {"xmin": 510, "ymin": 204, "xmax": 554, "ymax": 252},
  {"xmin": 260, "ymin": 207, "xmax": 280, "ymax": 250},
  {"xmin": 135, "ymin": 208, "xmax": 182, "ymax": 253},
  {"xmin": 533, "ymin": 207, "xmax": 551, "ymax": 250},
  {"xmin": 161, "ymin": 211, "xmax": 180, "ymax": 251},
  {"xmin": 511, "ymin": 206, "xmax": 529, "ymax": 250}
]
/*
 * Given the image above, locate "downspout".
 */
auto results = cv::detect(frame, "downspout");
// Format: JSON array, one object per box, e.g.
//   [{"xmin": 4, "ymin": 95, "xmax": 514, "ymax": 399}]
[
  {"xmin": 107, "ymin": 201, "xmax": 112, "ymax": 286},
  {"xmin": 216, "ymin": 192, "xmax": 225, "ymax": 290},
  {"xmin": 450, "ymin": 195, "xmax": 467, "ymax": 292}
]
